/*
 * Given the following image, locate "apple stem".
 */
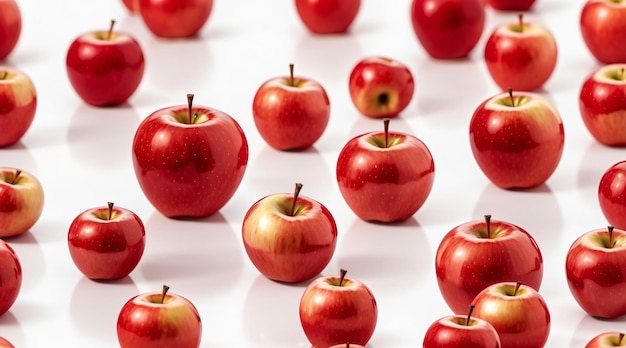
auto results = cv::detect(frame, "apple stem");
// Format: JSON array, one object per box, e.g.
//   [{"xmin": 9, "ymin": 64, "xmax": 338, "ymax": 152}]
[
  {"xmin": 466, "ymin": 305, "xmax": 475, "ymax": 326},
  {"xmin": 160, "ymin": 284, "xmax": 170, "ymax": 304},
  {"xmin": 107, "ymin": 19, "xmax": 115, "ymax": 40},
  {"xmin": 187, "ymin": 93, "xmax": 195, "ymax": 125},
  {"xmin": 383, "ymin": 118, "xmax": 390, "ymax": 148},
  {"xmin": 608, "ymin": 226, "xmax": 615, "ymax": 248},
  {"xmin": 0, "ymin": 71, "xmax": 7, "ymax": 80},
  {"xmin": 619, "ymin": 333, "xmax": 625, "ymax": 345},
  {"xmin": 9, "ymin": 169, "xmax": 21, "ymax": 185},
  {"xmin": 484, "ymin": 214, "xmax": 492, "ymax": 239},
  {"xmin": 620, "ymin": 68, "xmax": 625, "ymax": 81},
  {"xmin": 289, "ymin": 63, "xmax": 295, "ymax": 87},
  {"xmin": 107, "ymin": 202, "xmax": 114, "ymax": 221},
  {"xmin": 290, "ymin": 183, "xmax": 303, "ymax": 216},
  {"xmin": 517, "ymin": 13, "xmax": 524, "ymax": 32},
  {"xmin": 507, "ymin": 88, "xmax": 516, "ymax": 106},
  {"xmin": 339, "ymin": 268, "xmax": 348, "ymax": 286},
  {"xmin": 513, "ymin": 281, "xmax": 522, "ymax": 296}
]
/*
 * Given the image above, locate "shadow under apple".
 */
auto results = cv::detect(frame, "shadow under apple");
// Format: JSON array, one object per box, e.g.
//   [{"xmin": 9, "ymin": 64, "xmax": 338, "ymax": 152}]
[
  {"xmin": 571, "ymin": 311, "xmax": 626, "ymax": 347},
  {"xmin": 0, "ymin": 141, "xmax": 37, "ymax": 174},
  {"xmin": 577, "ymin": 140, "xmax": 626, "ymax": 203},
  {"xmin": 0, "ymin": 311, "xmax": 25, "ymax": 348}
]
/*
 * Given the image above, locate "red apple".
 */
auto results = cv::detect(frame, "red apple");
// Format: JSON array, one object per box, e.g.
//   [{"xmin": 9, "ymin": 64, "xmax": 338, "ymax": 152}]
[
  {"xmin": 66, "ymin": 20, "xmax": 145, "ymax": 107},
  {"xmin": 586, "ymin": 332, "xmax": 626, "ymax": 347},
  {"xmin": 410, "ymin": 0, "xmax": 485, "ymax": 59},
  {"xmin": 138, "ymin": 0, "xmax": 213, "ymax": 38},
  {"xmin": 0, "ymin": 337, "xmax": 15, "ymax": 348},
  {"xmin": 242, "ymin": 183, "xmax": 337, "ymax": 283},
  {"xmin": 484, "ymin": 14, "xmax": 557, "ymax": 91},
  {"xmin": 599, "ymin": 161, "xmax": 626, "ymax": 230},
  {"xmin": 0, "ymin": 239, "xmax": 21, "ymax": 316},
  {"xmin": 122, "ymin": 0, "xmax": 139, "ymax": 13},
  {"xmin": 348, "ymin": 56, "xmax": 415, "ymax": 118},
  {"xmin": 0, "ymin": 67, "xmax": 36, "ymax": 147},
  {"xmin": 0, "ymin": 168, "xmax": 44, "ymax": 238},
  {"xmin": 581, "ymin": 0, "xmax": 626, "ymax": 64},
  {"xmin": 472, "ymin": 281, "xmax": 551, "ymax": 348},
  {"xmin": 486, "ymin": 0, "xmax": 536, "ymax": 11},
  {"xmin": 579, "ymin": 64, "xmax": 626, "ymax": 146},
  {"xmin": 423, "ymin": 305, "xmax": 501, "ymax": 348},
  {"xmin": 336, "ymin": 119, "xmax": 434, "ymax": 222},
  {"xmin": 117, "ymin": 285, "xmax": 202, "ymax": 348},
  {"xmin": 436, "ymin": 215, "xmax": 543, "ymax": 314},
  {"xmin": 299, "ymin": 269, "xmax": 377, "ymax": 348},
  {"xmin": 0, "ymin": 0, "xmax": 21, "ymax": 60},
  {"xmin": 68, "ymin": 202, "xmax": 146, "ymax": 280},
  {"xmin": 469, "ymin": 89, "xmax": 564, "ymax": 189},
  {"xmin": 294, "ymin": 0, "xmax": 361, "ymax": 34},
  {"xmin": 132, "ymin": 94, "xmax": 248, "ymax": 218},
  {"xmin": 566, "ymin": 226, "xmax": 626, "ymax": 318},
  {"xmin": 252, "ymin": 64, "xmax": 330, "ymax": 150}
]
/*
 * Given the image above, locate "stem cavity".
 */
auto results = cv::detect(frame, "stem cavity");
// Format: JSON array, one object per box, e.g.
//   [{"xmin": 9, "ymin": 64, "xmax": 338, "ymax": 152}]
[
  {"xmin": 0, "ymin": 71, "xmax": 7, "ymax": 80},
  {"xmin": 290, "ymin": 183, "xmax": 303, "ymax": 216},
  {"xmin": 10, "ymin": 169, "xmax": 21, "ymax": 185}
]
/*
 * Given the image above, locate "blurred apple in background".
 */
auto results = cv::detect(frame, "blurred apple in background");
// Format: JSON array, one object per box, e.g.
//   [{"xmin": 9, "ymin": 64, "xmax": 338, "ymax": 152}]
[
  {"xmin": 580, "ymin": 0, "xmax": 626, "ymax": 64},
  {"xmin": 599, "ymin": 161, "xmax": 626, "ymax": 230},
  {"xmin": 242, "ymin": 183, "xmax": 337, "ymax": 283},
  {"xmin": 121, "ymin": 0, "xmax": 139, "ymax": 13},
  {"xmin": 348, "ymin": 56, "xmax": 415, "ymax": 118},
  {"xmin": 486, "ymin": 0, "xmax": 536, "ymax": 11},
  {"xmin": 0, "ymin": 168, "xmax": 44, "ymax": 238},
  {"xmin": 0, "ymin": 0, "xmax": 21, "ymax": 60},
  {"xmin": 132, "ymin": 94, "xmax": 248, "ymax": 218},
  {"xmin": 0, "ymin": 67, "xmax": 36, "ymax": 147},
  {"xmin": 0, "ymin": 336, "xmax": 15, "ymax": 348},
  {"xmin": 585, "ymin": 332, "xmax": 626, "ymax": 347},
  {"xmin": 423, "ymin": 305, "xmax": 501, "ymax": 348},
  {"xmin": 469, "ymin": 89, "xmax": 564, "ymax": 189},
  {"xmin": 295, "ymin": 0, "xmax": 361, "ymax": 34},
  {"xmin": 66, "ymin": 20, "xmax": 145, "ymax": 106},
  {"xmin": 252, "ymin": 64, "xmax": 330, "ymax": 150},
  {"xmin": 139, "ymin": 0, "xmax": 213, "ymax": 38},
  {"xmin": 0, "ymin": 240, "xmax": 21, "ymax": 316}
]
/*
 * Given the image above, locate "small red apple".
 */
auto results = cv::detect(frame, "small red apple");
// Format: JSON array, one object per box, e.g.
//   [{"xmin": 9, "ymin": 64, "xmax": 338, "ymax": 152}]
[
  {"xmin": 423, "ymin": 305, "xmax": 501, "ymax": 348},
  {"xmin": 0, "ymin": 239, "xmax": 21, "ymax": 316},
  {"xmin": 580, "ymin": 0, "xmax": 626, "ymax": 64},
  {"xmin": 586, "ymin": 332, "xmax": 626, "ymax": 347},
  {"xmin": 0, "ymin": 0, "xmax": 21, "ymax": 60},
  {"xmin": 0, "ymin": 168, "xmax": 44, "ymax": 238},
  {"xmin": 138, "ymin": 0, "xmax": 213, "ymax": 38},
  {"xmin": 294, "ymin": 0, "xmax": 361, "ymax": 34},
  {"xmin": 599, "ymin": 161, "xmax": 626, "ymax": 230},
  {"xmin": 0, "ymin": 67, "xmax": 37, "ymax": 147},
  {"xmin": 486, "ymin": 0, "xmax": 536, "ymax": 11}
]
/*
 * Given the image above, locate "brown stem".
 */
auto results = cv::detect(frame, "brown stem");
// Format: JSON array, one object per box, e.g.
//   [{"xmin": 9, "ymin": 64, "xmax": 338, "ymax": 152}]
[
  {"xmin": 107, "ymin": 202, "xmax": 114, "ymax": 221},
  {"xmin": 517, "ymin": 13, "xmax": 524, "ymax": 32},
  {"xmin": 187, "ymin": 93, "xmax": 194, "ymax": 125},
  {"xmin": 508, "ymin": 88, "xmax": 515, "ymax": 106},
  {"xmin": 107, "ymin": 19, "xmax": 116, "ymax": 40},
  {"xmin": 609, "ymin": 226, "xmax": 615, "ymax": 248},
  {"xmin": 339, "ymin": 269, "xmax": 348, "ymax": 286},
  {"xmin": 620, "ymin": 68, "xmax": 625, "ymax": 81},
  {"xmin": 290, "ymin": 183, "xmax": 303, "ymax": 216},
  {"xmin": 484, "ymin": 214, "xmax": 492, "ymax": 239},
  {"xmin": 289, "ymin": 63, "xmax": 295, "ymax": 87},
  {"xmin": 383, "ymin": 118, "xmax": 390, "ymax": 148},
  {"xmin": 513, "ymin": 281, "xmax": 522, "ymax": 296},
  {"xmin": 466, "ymin": 305, "xmax": 475, "ymax": 326},
  {"xmin": 619, "ymin": 333, "xmax": 625, "ymax": 345},
  {"xmin": 10, "ymin": 169, "xmax": 21, "ymax": 185},
  {"xmin": 0, "ymin": 71, "xmax": 7, "ymax": 80},
  {"xmin": 160, "ymin": 285, "xmax": 170, "ymax": 304}
]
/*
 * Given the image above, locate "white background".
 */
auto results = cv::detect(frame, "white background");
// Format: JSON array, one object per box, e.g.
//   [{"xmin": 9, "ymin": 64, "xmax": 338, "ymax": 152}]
[{"xmin": 1, "ymin": 0, "xmax": 624, "ymax": 347}]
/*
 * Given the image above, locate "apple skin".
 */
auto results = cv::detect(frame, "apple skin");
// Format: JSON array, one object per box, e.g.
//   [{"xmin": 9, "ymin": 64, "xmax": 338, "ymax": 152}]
[
  {"xmin": 242, "ymin": 187, "xmax": 337, "ymax": 283},
  {"xmin": 436, "ymin": 215, "xmax": 543, "ymax": 315},
  {"xmin": 117, "ymin": 286, "xmax": 202, "ymax": 348},
  {"xmin": 0, "ymin": 336, "xmax": 15, "ymax": 348},
  {"xmin": 585, "ymin": 332, "xmax": 626, "ymax": 347},
  {"xmin": 486, "ymin": 0, "xmax": 536, "ymax": 11},
  {"xmin": 410, "ymin": 0, "xmax": 485, "ymax": 59},
  {"xmin": 348, "ymin": 56, "xmax": 415, "ymax": 119},
  {"xmin": 0, "ymin": 0, "xmax": 21, "ymax": 61},
  {"xmin": 484, "ymin": 16, "xmax": 558, "ymax": 91},
  {"xmin": 0, "ymin": 168, "xmax": 44, "ymax": 238},
  {"xmin": 469, "ymin": 90, "xmax": 564, "ymax": 189},
  {"xmin": 138, "ymin": 0, "xmax": 213, "ymax": 38},
  {"xmin": 66, "ymin": 24, "xmax": 145, "ymax": 107},
  {"xmin": 422, "ymin": 312, "xmax": 501, "ymax": 348},
  {"xmin": 295, "ymin": 0, "xmax": 361, "ymax": 34},
  {"xmin": 581, "ymin": 0, "xmax": 626, "ymax": 64},
  {"xmin": 0, "ymin": 67, "xmax": 37, "ymax": 147},
  {"xmin": 336, "ymin": 125, "xmax": 435, "ymax": 223},
  {"xmin": 299, "ymin": 271, "xmax": 378, "ymax": 348},
  {"xmin": 599, "ymin": 161, "xmax": 626, "ymax": 230},
  {"xmin": 121, "ymin": 0, "xmax": 139, "ymax": 13},
  {"xmin": 579, "ymin": 64, "xmax": 626, "ymax": 146},
  {"xmin": 472, "ymin": 282, "xmax": 551, "ymax": 348},
  {"xmin": 0, "ymin": 239, "xmax": 21, "ymax": 316},
  {"xmin": 252, "ymin": 65, "xmax": 330, "ymax": 150},
  {"xmin": 132, "ymin": 99, "xmax": 249, "ymax": 218},
  {"xmin": 68, "ymin": 203, "xmax": 146, "ymax": 280}
]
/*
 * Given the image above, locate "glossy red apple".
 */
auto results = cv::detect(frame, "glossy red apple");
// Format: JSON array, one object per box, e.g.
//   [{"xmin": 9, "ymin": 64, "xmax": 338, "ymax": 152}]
[
  {"xmin": 423, "ymin": 305, "xmax": 501, "ymax": 348},
  {"xmin": 0, "ymin": 67, "xmax": 37, "ymax": 147},
  {"xmin": 295, "ymin": 0, "xmax": 361, "ymax": 34},
  {"xmin": 117, "ymin": 285, "xmax": 202, "ymax": 348},
  {"xmin": 599, "ymin": 161, "xmax": 626, "ymax": 230},
  {"xmin": 586, "ymin": 332, "xmax": 626, "ymax": 347},
  {"xmin": 299, "ymin": 269, "xmax": 378, "ymax": 348},
  {"xmin": 252, "ymin": 64, "xmax": 330, "ymax": 150},
  {"xmin": 0, "ymin": 168, "xmax": 44, "ymax": 238},
  {"xmin": 348, "ymin": 56, "xmax": 415, "ymax": 118},
  {"xmin": 581, "ymin": 0, "xmax": 626, "ymax": 64},
  {"xmin": 436, "ymin": 215, "xmax": 543, "ymax": 314},
  {"xmin": 469, "ymin": 89, "xmax": 564, "ymax": 189},
  {"xmin": 66, "ymin": 20, "xmax": 145, "ymax": 106},
  {"xmin": 486, "ymin": 0, "xmax": 536, "ymax": 11},
  {"xmin": 472, "ymin": 281, "xmax": 551, "ymax": 348},
  {"xmin": 132, "ymin": 94, "xmax": 248, "ymax": 218},
  {"xmin": 579, "ymin": 64, "xmax": 626, "ymax": 146},
  {"xmin": 138, "ymin": 0, "xmax": 213, "ymax": 38},
  {"xmin": 336, "ymin": 119, "xmax": 434, "ymax": 222},
  {"xmin": 0, "ymin": 0, "xmax": 21, "ymax": 60},
  {"xmin": 68, "ymin": 202, "xmax": 146, "ymax": 280},
  {"xmin": 0, "ymin": 239, "xmax": 21, "ymax": 316},
  {"xmin": 410, "ymin": 0, "xmax": 485, "ymax": 59},
  {"xmin": 484, "ymin": 14, "xmax": 557, "ymax": 91}
]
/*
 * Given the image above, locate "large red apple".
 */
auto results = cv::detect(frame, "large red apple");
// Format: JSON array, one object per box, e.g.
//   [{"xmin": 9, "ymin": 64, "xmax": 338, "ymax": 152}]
[
  {"xmin": 138, "ymin": 0, "xmax": 213, "ymax": 38},
  {"xmin": 0, "ymin": 168, "xmax": 44, "ymax": 238},
  {"xmin": 66, "ymin": 20, "xmax": 145, "ymax": 107},
  {"xmin": 242, "ymin": 183, "xmax": 337, "ymax": 283},
  {"xmin": 423, "ymin": 305, "xmax": 501, "ymax": 348},
  {"xmin": 586, "ymin": 332, "xmax": 626, "ymax": 347},
  {"xmin": 436, "ymin": 215, "xmax": 543, "ymax": 314},
  {"xmin": 0, "ymin": 67, "xmax": 37, "ymax": 147},
  {"xmin": 581, "ymin": 0, "xmax": 626, "ymax": 64},
  {"xmin": 299, "ymin": 269, "xmax": 377, "ymax": 348},
  {"xmin": 295, "ymin": 0, "xmax": 361, "ymax": 34},
  {"xmin": 0, "ymin": 0, "xmax": 21, "ymax": 60},
  {"xmin": 484, "ymin": 14, "xmax": 557, "ymax": 91},
  {"xmin": 472, "ymin": 281, "xmax": 551, "ymax": 348},
  {"xmin": 132, "ymin": 94, "xmax": 248, "ymax": 218},
  {"xmin": 486, "ymin": 0, "xmax": 536, "ymax": 11},
  {"xmin": 336, "ymin": 119, "xmax": 434, "ymax": 222},
  {"xmin": 68, "ymin": 202, "xmax": 146, "ymax": 280},
  {"xmin": 579, "ymin": 64, "xmax": 626, "ymax": 146},
  {"xmin": 0, "ymin": 239, "xmax": 21, "ymax": 316},
  {"xmin": 566, "ymin": 226, "xmax": 626, "ymax": 318},
  {"xmin": 117, "ymin": 285, "xmax": 202, "ymax": 348},
  {"xmin": 469, "ymin": 89, "xmax": 564, "ymax": 189},
  {"xmin": 348, "ymin": 56, "xmax": 415, "ymax": 118},
  {"xmin": 410, "ymin": 0, "xmax": 485, "ymax": 59},
  {"xmin": 252, "ymin": 64, "xmax": 330, "ymax": 150},
  {"xmin": 599, "ymin": 161, "xmax": 626, "ymax": 230}
]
